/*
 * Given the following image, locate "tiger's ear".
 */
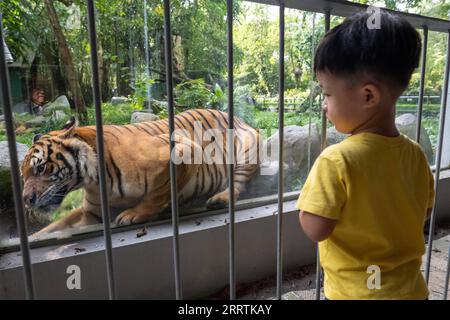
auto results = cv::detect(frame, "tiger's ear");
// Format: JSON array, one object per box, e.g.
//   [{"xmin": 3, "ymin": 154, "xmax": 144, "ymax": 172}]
[
  {"xmin": 57, "ymin": 116, "xmax": 77, "ymax": 139},
  {"xmin": 32, "ymin": 133, "xmax": 43, "ymax": 144}
]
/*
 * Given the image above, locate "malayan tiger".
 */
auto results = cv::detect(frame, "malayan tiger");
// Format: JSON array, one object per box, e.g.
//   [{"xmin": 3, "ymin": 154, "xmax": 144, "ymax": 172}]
[{"xmin": 21, "ymin": 109, "xmax": 260, "ymax": 236}]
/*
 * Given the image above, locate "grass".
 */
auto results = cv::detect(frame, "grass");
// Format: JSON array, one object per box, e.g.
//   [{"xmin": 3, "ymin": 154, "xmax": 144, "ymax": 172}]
[{"xmin": 51, "ymin": 189, "xmax": 84, "ymax": 221}]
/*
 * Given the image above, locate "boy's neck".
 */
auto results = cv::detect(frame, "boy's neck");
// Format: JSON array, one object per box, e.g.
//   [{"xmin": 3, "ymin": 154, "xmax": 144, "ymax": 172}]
[{"xmin": 351, "ymin": 103, "xmax": 400, "ymax": 137}]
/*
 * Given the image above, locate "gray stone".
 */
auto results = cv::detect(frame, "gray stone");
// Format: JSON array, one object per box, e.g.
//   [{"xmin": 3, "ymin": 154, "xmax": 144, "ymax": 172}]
[
  {"xmin": 43, "ymin": 95, "xmax": 71, "ymax": 116},
  {"xmin": 24, "ymin": 116, "xmax": 45, "ymax": 129},
  {"xmin": 0, "ymin": 141, "xmax": 29, "ymax": 168},
  {"xmin": 131, "ymin": 111, "xmax": 160, "ymax": 123},
  {"xmin": 395, "ymin": 113, "xmax": 434, "ymax": 162},
  {"xmin": 52, "ymin": 110, "xmax": 69, "ymax": 122},
  {"xmin": 111, "ymin": 96, "xmax": 129, "ymax": 105},
  {"xmin": 243, "ymin": 124, "xmax": 321, "ymax": 198},
  {"xmin": 324, "ymin": 126, "xmax": 348, "ymax": 146}
]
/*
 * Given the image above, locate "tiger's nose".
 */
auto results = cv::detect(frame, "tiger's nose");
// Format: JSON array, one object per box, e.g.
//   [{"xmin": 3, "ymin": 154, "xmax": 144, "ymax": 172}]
[{"xmin": 24, "ymin": 192, "xmax": 37, "ymax": 207}]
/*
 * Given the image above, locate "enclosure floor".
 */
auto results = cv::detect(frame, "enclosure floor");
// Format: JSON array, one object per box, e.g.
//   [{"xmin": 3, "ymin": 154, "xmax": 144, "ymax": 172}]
[{"xmin": 207, "ymin": 225, "xmax": 450, "ymax": 300}]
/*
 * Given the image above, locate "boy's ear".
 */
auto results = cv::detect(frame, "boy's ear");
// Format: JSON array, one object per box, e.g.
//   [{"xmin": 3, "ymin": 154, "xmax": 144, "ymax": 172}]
[{"xmin": 362, "ymin": 84, "xmax": 381, "ymax": 109}]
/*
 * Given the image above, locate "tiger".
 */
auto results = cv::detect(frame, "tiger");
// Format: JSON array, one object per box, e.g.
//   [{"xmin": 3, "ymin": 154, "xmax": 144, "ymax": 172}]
[{"xmin": 20, "ymin": 108, "xmax": 261, "ymax": 236}]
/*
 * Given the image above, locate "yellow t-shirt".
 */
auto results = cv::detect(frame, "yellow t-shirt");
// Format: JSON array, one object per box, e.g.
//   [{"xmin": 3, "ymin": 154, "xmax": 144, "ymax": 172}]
[{"xmin": 296, "ymin": 132, "xmax": 435, "ymax": 300}]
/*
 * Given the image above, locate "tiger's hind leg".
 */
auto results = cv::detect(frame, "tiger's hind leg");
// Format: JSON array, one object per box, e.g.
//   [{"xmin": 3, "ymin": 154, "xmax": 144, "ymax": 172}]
[{"xmin": 205, "ymin": 163, "xmax": 258, "ymax": 209}]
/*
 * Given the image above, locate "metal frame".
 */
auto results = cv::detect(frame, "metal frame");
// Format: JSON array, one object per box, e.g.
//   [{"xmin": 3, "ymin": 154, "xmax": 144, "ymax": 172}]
[
  {"xmin": 226, "ymin": 0, "xmax": 236, "ymax": 300},
  {"xmin": 163, "ymin": 0, "xmax": 183, "ymax": 300},
  {"xmin": 1, "ymin": 0, "xmax": 450, "ymax": 300}
]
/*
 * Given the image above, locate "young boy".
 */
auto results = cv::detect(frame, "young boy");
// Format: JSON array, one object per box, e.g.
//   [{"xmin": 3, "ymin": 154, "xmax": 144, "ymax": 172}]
[{"xmin": 296, "ymin": 11, "xmax": 435, "ymax": 300}]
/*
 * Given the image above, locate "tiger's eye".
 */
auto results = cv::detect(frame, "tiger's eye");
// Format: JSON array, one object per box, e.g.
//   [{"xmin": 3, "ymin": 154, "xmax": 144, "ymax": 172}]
[{"xmin": 36, "ymin": 164, "xmax": 46, "ymax": 175}]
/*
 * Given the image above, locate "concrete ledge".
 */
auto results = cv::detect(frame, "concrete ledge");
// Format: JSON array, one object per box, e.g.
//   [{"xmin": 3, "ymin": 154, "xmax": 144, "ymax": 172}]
[{"xmin": 0, "ymin": 200, "xmax": 316, "ymax": 299}]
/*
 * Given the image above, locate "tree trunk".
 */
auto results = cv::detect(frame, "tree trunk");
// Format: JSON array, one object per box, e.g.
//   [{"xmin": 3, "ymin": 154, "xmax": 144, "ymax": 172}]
[
  {"xmin": 41, "ymin": 41, "xmax": 66, "ymax": 97},
  {"xmin": 43, "ymin": 0, "xmax": 86, "ymax": 119}
]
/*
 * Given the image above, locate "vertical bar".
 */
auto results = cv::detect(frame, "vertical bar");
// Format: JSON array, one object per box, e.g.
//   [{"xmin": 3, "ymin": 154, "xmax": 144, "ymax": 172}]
[
  {"xmin": 315, "ymin": 8, "xmax": 331, "ymax": 301},
  {"xmin": 226, "ymin": 0, "xmax": 236, "ymax": 300},
  {"xmin": 321, "ymin": 9, "xmax": 330, "ymax": 151},
  {"xmin": 163, "ymin": 0, "xmax": 182, "ymax": 300},
  {"xmin": 416, "ymin": 26, "xmax": 428, "ymax": 143},
  {"xmin": 143, "ymin": 0, "xmax": 153, "ymax": 112},
  {"xmin": 86, "ymin": 0, "xmax": 116, "ymax": 300},
  {"xmin": 276, "ymin": 0, "xmax": 285, "ymax": 300},
  {"xmin": 307, "ymin": 13, "xmax": 316, "ymax": 173},
  {"xmin": 424, "ymin": 30, "xmax": 450, "ymax": 286},
  {"xmin": 442, "ymin": 32, "xmax": 450, "ymax": 301},
  {"xmin": 0, "ymin": 12, "xmax": 36, "ymax": 300}
]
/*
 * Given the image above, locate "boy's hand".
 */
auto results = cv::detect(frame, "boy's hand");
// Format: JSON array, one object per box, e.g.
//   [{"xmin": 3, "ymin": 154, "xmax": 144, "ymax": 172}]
[{"xmin": 299, "ymin": 210, "xmax": 337, "ymax": 242}]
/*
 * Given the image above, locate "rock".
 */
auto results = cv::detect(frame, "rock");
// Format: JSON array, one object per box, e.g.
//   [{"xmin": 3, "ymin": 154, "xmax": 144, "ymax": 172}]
[
  {"xmin": 52, "ymin": 110, "xmax": 69, "ymax": 121},
  {"xmin": 111, "ymin": 96, "xmax": 129, "ymax": 105},
  {"xmin": 242, "ymin": 124, "xmax": 321, "ymax": 198},
  {"xmin": 395, "ymin": 113, "xmax": 433, "ymax": 162},
  {"xmin": 24, "ymin": 116, "xmax": 45, "ymax": 129},
  {"xmin": 0, "ymin": 115, "xmax": 4, "ymax": 121},
  {"xmin": 324, "ymin": 126, "xmax": 348, "ymax": 146},
  {"xmin": 42, "ymin": 95, "xmax": 71, "ymax": 117},
  {"xmin": 0, "ymin": 141, "xmax": 28, "ymax": 169},
  {"xmin": 131, "ymin": 111, "xmax": 160, "ymax": 123},
  {"xmin": 243, "ymin": 114, "xmax": 434, "ymax": 199}
]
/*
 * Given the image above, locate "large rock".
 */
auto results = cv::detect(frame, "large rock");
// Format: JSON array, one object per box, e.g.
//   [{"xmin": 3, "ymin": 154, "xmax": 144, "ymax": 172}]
[
  {"xmin": 43, "ymin": 95, "xmax": 71, "ymax": 116},
  {"xmin": 52, "ymin": 110, "xmax": 69, "ymax": 122},
  {"xmin": 242, "ymin": 114, "xmax": 434, "ymax": 199},
  {"xmin": 131, "ymin": 111, "xmax": 160, "ymax": 123},
  {"xmin": 395, "ymin": 113, "xmax": 434, "ymax": 162},
  {"xmin": 243, "ymin": 124, "xmax": 321, "ymax": 198}
]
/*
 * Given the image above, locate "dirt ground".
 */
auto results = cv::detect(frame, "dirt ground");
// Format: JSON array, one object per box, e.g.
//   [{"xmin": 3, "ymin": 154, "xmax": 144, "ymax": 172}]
[{"xmin": 207, "ymin": 224, "xmax": 450, "ymax": 300}]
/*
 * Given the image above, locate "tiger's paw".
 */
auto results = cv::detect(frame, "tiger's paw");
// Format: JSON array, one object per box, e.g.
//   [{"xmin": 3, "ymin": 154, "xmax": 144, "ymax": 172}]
[
  {"xmin": 206, "ymin": 195, "xmax": 229, "ymax": 210},
  {"xmin": 115, "ymin": 210, "xmax": 151, "ymax": 226}
]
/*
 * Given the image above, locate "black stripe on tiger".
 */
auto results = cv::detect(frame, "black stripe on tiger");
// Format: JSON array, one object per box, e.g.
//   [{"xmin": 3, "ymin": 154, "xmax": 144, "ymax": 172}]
[
  {"xmin": 109, "ymin": 152, "xmax": 124, "ymax": 198},
  {"xmin": 56, "ymin": 152, "xmax": 73, "ymax": 174},
  {"xmin": 151, "ymin": 122, "xmax": 166, "ymax": 134},
  {"xmin": 192, "ymin": 109, "xmax": 214, "ymax": 130},
  {"xmin": 205, "ymin": 109, "xmax": 226, "ymax": 131},
  {"xmin": 123, "ymin": 126, "xmax": 135, "ymax": 134}
]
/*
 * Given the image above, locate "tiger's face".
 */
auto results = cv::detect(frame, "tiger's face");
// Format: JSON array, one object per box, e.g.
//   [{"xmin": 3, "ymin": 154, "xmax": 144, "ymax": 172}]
[{"xmin": 21, "ymin": 118, "xmax": 94, "ymax": 214}]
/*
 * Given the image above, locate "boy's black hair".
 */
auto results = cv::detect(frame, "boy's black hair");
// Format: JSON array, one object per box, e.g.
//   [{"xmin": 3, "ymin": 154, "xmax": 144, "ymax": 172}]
[{"xmin": 314, "ymin": 11, "xmax": 421, "ymax": 90}]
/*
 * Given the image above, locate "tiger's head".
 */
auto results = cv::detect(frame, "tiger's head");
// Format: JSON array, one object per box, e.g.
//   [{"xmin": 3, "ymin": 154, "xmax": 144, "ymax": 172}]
[{"xmin": 21, "ymin": 117, "xmax": 97, "ymax": 213}]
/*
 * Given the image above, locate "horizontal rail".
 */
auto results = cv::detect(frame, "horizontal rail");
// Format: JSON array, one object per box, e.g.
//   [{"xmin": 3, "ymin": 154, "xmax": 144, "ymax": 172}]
[{"xmin": 247, "ymin": 0, "xmax": 450, "ymax": 32}]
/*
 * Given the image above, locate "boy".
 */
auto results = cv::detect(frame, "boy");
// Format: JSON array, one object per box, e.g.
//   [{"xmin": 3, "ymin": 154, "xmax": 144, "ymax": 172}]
[{"xmin": 296, "ymin": 11, "xmax": 435, "ymax": 300}]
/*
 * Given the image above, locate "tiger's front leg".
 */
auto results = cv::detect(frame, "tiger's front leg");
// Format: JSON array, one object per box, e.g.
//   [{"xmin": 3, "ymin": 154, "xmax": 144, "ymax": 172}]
[{"xmin": 32, "ymin": 207, "xmax": 101, "ymax": 237}]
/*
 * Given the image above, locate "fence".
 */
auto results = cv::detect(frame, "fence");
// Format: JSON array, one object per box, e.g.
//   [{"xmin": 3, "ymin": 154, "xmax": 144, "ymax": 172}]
[{"xmin": 1, "ymin": 0, "xmax": 450, "ymax": 300}]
